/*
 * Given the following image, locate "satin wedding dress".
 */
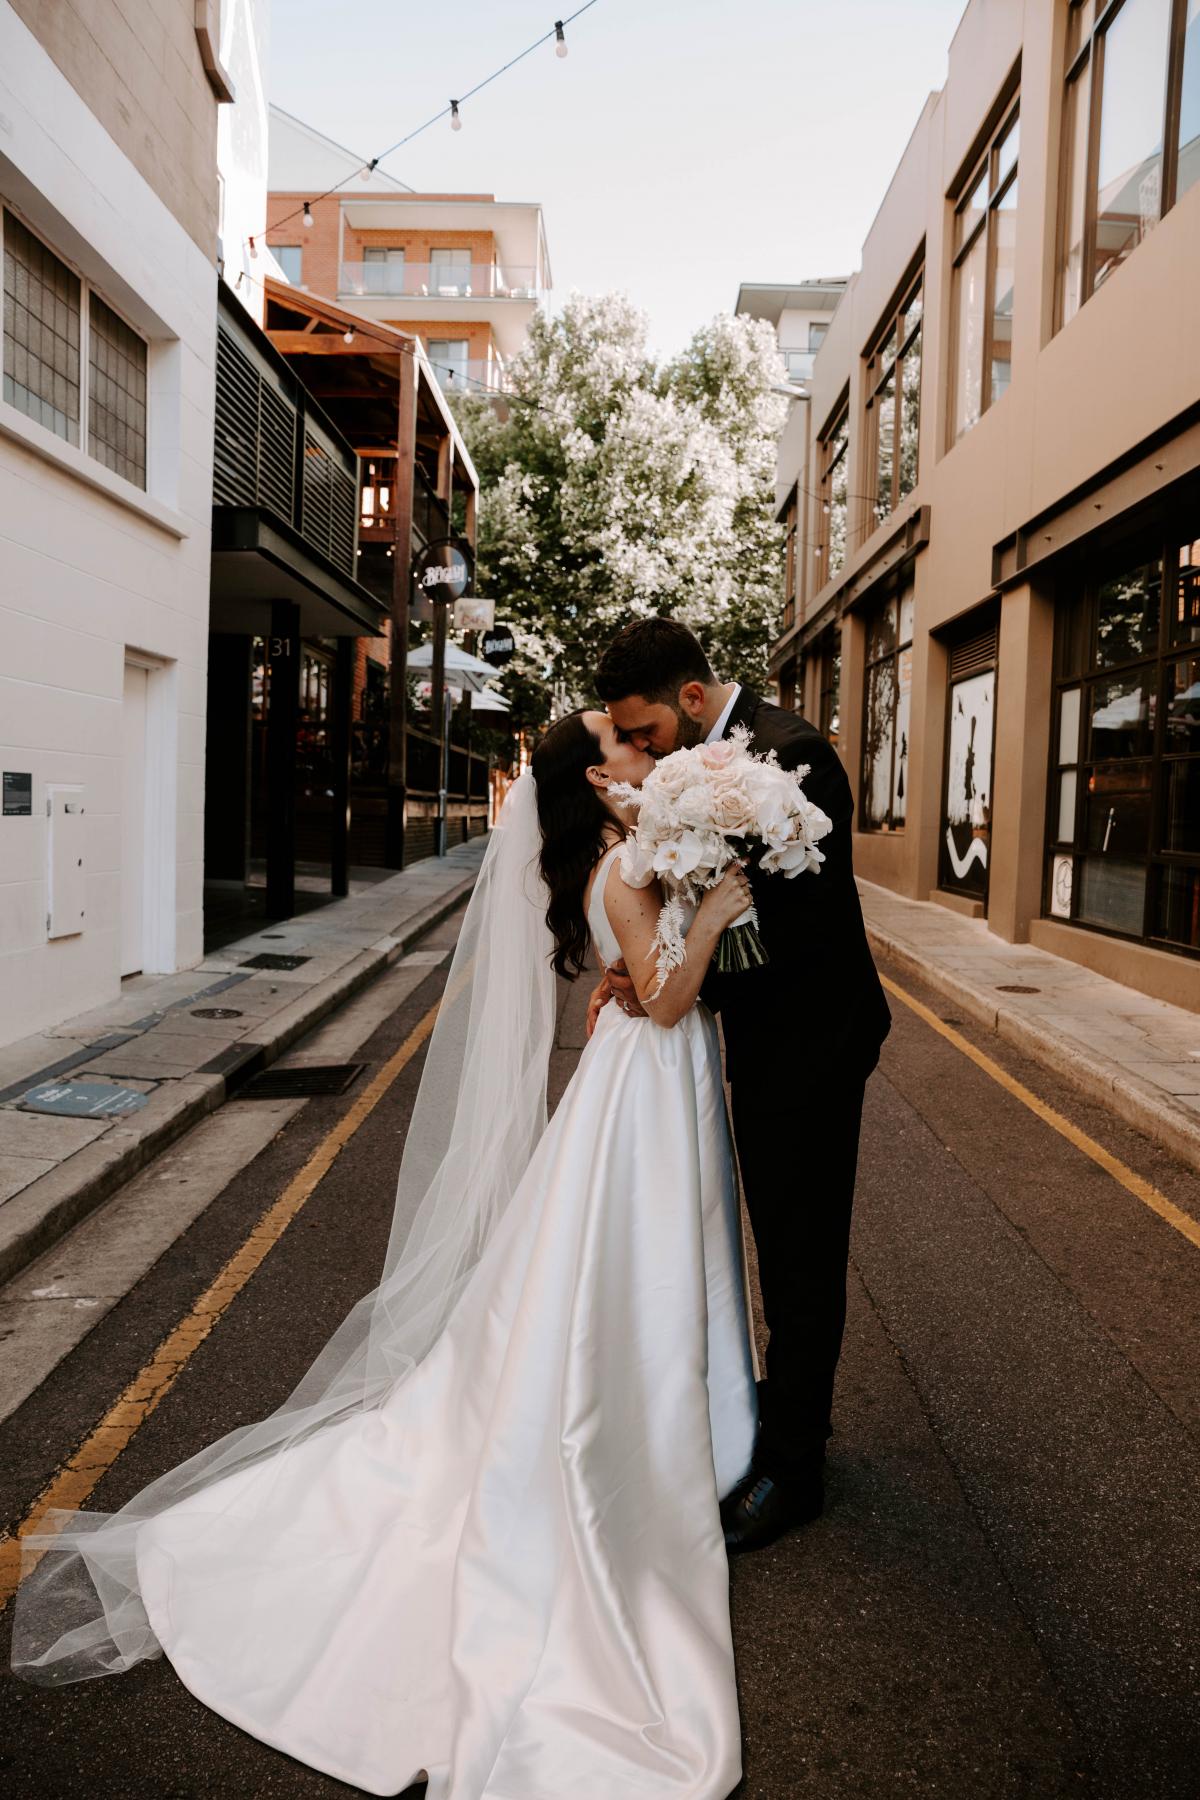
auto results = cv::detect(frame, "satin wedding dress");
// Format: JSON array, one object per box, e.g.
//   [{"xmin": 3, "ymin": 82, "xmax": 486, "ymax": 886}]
[{"xmin": 14, "ymin": 799, "xmax": 759, "ymax": 1799}]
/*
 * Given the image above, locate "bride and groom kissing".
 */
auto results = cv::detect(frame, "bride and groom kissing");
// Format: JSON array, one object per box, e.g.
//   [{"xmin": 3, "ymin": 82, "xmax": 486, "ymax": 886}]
[{"xmin": 12, "ymin": 617, "xmax": 891, "ymax": 1799}]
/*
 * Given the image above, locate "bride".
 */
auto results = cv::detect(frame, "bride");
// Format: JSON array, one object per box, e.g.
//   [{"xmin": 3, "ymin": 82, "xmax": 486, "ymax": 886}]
[{"xmin": 11, "ymin": 708, "xmax": 761, "ymax": 1799}]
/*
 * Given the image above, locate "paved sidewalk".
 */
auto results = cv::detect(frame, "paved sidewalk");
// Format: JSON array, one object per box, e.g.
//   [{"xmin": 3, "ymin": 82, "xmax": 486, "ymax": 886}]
[
  {"xmin": 0, "ymin": 841, "xmax": 486, "ymax": 1287},
  {"xmin": 859, "ymin": 879, "xmax": 1200, "ymax": 1174}
]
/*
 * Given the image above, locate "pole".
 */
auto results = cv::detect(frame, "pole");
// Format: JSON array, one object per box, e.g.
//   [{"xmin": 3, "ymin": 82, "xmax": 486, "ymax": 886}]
[
  {"xmin": 432, "ymin": 595, "xmax": 448, "ymax": 856},
  {"xmin": 330, "ymin": 636, "xmax": 353, "ymax": 897},
  {"xmin": 385, "ymin": 347, "xmax": 418, "ymax": 869}
]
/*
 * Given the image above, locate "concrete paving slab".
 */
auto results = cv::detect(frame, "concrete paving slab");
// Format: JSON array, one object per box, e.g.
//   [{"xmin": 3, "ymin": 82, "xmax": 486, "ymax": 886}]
[{"xmin": 0, "ymin": 1111, "xmax": 109, "ymax": 1158}]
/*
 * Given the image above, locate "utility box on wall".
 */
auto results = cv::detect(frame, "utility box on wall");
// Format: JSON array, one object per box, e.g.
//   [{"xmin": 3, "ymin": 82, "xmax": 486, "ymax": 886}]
[{"xmin": 46, "ymin": 785, "xmax": 85, "ymax": 939}]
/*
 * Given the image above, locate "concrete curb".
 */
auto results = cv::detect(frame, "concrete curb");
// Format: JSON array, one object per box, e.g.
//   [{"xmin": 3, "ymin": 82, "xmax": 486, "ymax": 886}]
[
  {"xmin": 867, "ymin": 922, "xmax": 1200, "ymax": 1179},
  {"xmin": 0, "ymin": 871, "xmax": 478, "ymax": 1288}
]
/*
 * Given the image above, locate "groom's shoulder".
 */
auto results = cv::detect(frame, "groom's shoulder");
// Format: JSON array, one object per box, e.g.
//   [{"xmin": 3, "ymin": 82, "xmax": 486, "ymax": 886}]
[{"xmin": 737, "ymin": 691, "xmax": 833, "ymax": 765}]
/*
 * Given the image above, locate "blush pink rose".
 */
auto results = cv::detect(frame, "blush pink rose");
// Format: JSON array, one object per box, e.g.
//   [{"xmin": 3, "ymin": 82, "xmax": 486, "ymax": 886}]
[{"xmin": 697, "ymin": 740, "xmax": 736, "ymax": 769}]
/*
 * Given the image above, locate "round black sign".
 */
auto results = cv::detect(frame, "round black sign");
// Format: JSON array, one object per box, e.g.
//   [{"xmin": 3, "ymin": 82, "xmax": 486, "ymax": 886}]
[
  {"xmin": 481, "ymin": 626, "xmax": 516, "ymax": 666},
  {"xmin": 413, "ymin": 537, "xmax": 470, "ymax": 602}
]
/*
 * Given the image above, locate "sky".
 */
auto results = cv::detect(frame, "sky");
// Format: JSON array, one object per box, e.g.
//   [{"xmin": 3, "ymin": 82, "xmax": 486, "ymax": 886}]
[{"xmin": 268, "ymin": 0, "xmax": 969, "ymax": 359}]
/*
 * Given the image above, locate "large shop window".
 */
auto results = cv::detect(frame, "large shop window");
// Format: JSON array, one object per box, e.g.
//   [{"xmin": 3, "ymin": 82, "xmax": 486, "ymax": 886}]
[
  {"xmin": 950, "ymin": 96, "xmax": 1018, "ymax": 442},
  {"xmin": 864, "ymin": 272, "xmax": 923, "ymax": 529},
  {"xmin": 861, "ymin": 581, "xmax": 914, "ymax": 831},
  {"xmin": 1058, "ymin": 0, "xmax": 1200, "ymax": 329},
  {"xmin": 1047, "ymin": 523, "xmax": 1200, "ymax": 955}
]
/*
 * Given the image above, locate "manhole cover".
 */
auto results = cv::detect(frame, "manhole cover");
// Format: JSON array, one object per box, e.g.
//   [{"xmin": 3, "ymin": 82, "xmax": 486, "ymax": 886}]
[
  {"xmin": 191, "ymin": 1007, "xmax": 244, "ymax": 1020},
  {"xmin": 242, "ymin": 952, "xmax": 311, "ymax": 971},
  {"xmin": 236, "ymin": 1063, "xmax": 365, "ymax": 1099},
  {"xmin": 22, "ymin": 1080, "xmax": 149, "ymax": 1117},
  {"xmin": 996, "ymin": 984, "xmax": 1041, "ymax": 994}
]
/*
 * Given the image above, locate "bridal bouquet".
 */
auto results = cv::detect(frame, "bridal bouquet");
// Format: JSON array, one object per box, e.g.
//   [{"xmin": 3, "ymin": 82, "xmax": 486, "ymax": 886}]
[{"xmin": 609, "ymin": 726, "xmax": 832, "ymax": 992}]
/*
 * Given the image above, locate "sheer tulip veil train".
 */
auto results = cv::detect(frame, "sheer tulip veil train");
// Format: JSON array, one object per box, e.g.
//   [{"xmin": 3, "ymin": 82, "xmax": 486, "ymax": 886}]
[{"xmin": 11, "ymin": 775, "xmax": 759, "ymax": 1798}]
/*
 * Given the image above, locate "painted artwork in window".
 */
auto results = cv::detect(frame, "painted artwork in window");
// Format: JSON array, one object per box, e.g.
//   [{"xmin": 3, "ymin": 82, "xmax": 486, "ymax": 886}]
[{"xmin": 941, "ymin": 669, "xmax": 995, "ymax": 898}]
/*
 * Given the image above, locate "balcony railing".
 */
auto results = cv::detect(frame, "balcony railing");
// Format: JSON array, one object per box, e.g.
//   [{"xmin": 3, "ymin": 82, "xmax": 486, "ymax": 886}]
[
  {"xmin": 339, "ymin": 261, "xmax": 542, "ymax": 301},
  {"xmin": 780, "ymin": 348, "xmax": 816, "ymax": 384}
]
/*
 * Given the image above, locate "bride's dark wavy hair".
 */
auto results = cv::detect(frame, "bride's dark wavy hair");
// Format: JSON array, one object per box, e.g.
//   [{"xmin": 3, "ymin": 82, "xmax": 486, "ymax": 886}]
[{"xmin": 531, "ymin": 710, "xmax": 622, "ymax": 980}]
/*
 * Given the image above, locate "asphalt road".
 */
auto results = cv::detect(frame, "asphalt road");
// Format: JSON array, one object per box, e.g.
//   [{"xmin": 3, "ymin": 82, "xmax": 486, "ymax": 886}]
[{"xmin": 1, "ymin": 901, "xmax": 1198, "ymax": 1800}]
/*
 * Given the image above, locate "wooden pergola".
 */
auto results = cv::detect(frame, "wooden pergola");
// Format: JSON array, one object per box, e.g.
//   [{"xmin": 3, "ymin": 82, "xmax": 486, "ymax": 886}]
[{"xmin": 262, "ymin": 277, "xmax": 480, "ymax": 868}]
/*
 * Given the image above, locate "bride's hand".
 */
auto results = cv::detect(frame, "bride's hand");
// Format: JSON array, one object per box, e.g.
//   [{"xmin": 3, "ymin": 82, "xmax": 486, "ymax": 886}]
[
  {"xmin": 586, "ymin": 973, "xmax": 612, "ymax": 1038},
  {"xmin": 699, "ymin": 863, "xmax": 753, "ymax": 933}
]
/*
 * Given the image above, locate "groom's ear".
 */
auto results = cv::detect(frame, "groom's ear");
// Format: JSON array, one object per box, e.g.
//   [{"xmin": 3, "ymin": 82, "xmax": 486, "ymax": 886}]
[{"xmin": 678, "ymin": 680, "xmax": 708, "ymax": 719}]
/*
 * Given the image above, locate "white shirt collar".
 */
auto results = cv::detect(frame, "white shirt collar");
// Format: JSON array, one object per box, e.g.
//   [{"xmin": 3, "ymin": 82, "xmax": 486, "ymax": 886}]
[{"xmin": 705, "ymin": 683, "xmax": 742, "ymax": 744}]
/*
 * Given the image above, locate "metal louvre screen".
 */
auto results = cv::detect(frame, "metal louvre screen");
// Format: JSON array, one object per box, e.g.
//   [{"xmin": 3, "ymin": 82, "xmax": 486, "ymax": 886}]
[
  {"xmin": 214, "ymin": 324, "xmax": 295, "ymax": 518},
  {"xmin": 301, "ymin": 429, "xmax": 357, "ymax": 576},
  {"xmin": 948, "ymin": 624, "xmax": 999, "ymax": 682}
]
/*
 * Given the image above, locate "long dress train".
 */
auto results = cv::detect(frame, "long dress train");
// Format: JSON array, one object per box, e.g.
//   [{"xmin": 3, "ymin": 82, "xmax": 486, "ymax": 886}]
[{"xmin": 125, "ymin": 841, "xmax": 758, "ymax": 1796}]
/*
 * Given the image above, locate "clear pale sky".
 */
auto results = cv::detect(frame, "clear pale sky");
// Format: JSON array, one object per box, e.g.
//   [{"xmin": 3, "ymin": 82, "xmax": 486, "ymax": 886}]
[{"xmin": 268, "ymin": 0, "xmax": 968, "ymax": 357}]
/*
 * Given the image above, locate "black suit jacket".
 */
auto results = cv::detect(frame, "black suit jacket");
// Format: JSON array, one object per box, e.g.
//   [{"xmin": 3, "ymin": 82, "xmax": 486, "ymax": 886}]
[{"xmin": 701, "ymin": 689, "xmax": 891, "ymax": 1086}]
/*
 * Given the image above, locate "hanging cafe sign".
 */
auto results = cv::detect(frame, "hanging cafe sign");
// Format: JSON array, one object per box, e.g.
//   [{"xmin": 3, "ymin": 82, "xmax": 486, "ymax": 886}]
[{"xmin": 413, "ymin": 537, "xmax": 471, "ymax": 603}]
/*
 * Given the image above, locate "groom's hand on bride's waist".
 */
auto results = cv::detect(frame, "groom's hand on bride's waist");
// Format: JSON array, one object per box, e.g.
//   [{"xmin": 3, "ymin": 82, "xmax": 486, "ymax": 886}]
[{"xmin": 586, "ymin": 962, "xmax": 646, "ymax": 1037}]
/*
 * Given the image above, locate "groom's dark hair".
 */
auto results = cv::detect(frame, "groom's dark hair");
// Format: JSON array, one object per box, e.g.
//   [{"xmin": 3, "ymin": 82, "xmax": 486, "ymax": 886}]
[{"xmin": 594, "ymin": 617, "xmax": 715, "ymax": 704}]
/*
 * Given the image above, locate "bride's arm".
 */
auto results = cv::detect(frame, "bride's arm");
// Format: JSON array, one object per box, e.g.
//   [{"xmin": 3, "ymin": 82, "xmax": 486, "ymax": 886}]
[{"xmin": 602, "ymin": 861, "xmax": 752, "ymax": 1029}]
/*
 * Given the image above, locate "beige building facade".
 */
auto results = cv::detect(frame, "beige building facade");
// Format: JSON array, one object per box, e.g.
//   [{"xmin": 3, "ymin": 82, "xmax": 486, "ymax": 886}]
[{"xmin": 768, "ymin": 0, "xmax": 1200, "ymax": 1011}]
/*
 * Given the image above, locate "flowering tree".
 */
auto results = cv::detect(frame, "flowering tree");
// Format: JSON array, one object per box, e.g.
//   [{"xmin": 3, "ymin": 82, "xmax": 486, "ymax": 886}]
[{"xmin": 457, "ymin": 294, "xmax": 788, "ymax": 719}]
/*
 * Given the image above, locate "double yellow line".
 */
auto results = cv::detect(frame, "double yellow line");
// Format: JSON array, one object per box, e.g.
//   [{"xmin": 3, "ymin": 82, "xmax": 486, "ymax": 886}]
[
  {"xmin": 3, "ymin": 973, "xmax": 1196, "ymax": 1615},
  {"xmin": 0, "ymin": 1000, "xmax": 441, "ymax": 1610}
]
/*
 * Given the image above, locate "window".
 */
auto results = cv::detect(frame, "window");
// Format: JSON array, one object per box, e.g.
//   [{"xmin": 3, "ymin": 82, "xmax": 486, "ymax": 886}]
[
  {"xmin": 427, "ymin": 338, "xmax": 470, "ymax": 389},
  {"xmin": 274, "ymin": 244, "xmax": 303, "ymax": 284},
  {"xmin": 1047, "ymin": 517, "xmax": 1200, "ymax": 954},
  {"xmin": 1058, "ymin": 0, "xmax": 1199, "ymax": 328},
  {"xmin": 817, "ymin": 394, "xmax": 850, "ymax": 586},
  {"xmin": 2, "ymin": 208, "xmax": 147, "ymax": 489},
  {"xmin": 88, "ymin": 293, "xmax": 147, "ymax": 487},
  {"xmin": 429, "ymin": 248, "xmax": 472, "ymax": 294},
  {"xmin": 808, "ymin": 321, "xmax": 829, "ymax": 351},
  {"xmin": 951, "ymin": 99, "xmax": 1018, "ymax": 440},
  {"xmin": 861, "ymin": 579, "xmax": 914, "ymax": 831},
  {"xmin": 818, "ymin": 634, "xmax": 841, "ymax": 747},
  {"xmin": 2, "ymin": 209, "xmax": 81, "ymax": 444},
  {"xmin": 864, "ymin": 271, "xmax": 922, "ymax": 527},
  {"xmin": 362, "ymin": 247, "xmax": 406, "ymax": 294},
  {"xmin": 780, "ymin": 488, "xmax": 798, "ymax": 634}
]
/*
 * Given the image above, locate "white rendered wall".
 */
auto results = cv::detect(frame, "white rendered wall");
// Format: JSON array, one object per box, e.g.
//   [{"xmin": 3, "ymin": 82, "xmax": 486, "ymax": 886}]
[{"xmin": 0, "ymin": 2, "xmax": 217, "ymax": 1049}]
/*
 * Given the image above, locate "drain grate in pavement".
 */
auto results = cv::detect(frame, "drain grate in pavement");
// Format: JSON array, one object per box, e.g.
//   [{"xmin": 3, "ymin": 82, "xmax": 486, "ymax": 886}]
[
  {"xmin": 191, "ymin": 1007, "xmax": 244, "ymax": 1019},
  {"xmin": 236, "ymin": 1062, "xmax": 366, "ymax": 1099},
  {"xmin": 242, "ymin": 952, "xmax": 311, "ymax": 971},
  {"xmin": 996, "ymin": 984, "xmax": 1041, "ymax": 994}
]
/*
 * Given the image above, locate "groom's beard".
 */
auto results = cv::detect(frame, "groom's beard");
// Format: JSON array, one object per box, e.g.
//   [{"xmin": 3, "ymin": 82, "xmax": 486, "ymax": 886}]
[{"xmin": 670, "ymin": 708, "xmax": 706, "ymax": 752}]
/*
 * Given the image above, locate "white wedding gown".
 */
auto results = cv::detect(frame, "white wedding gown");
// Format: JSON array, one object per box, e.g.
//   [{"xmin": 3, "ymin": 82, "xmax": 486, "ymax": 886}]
[{"xmin": 133, "ymin": 842, "xmax": 759, "ymax": 1797}]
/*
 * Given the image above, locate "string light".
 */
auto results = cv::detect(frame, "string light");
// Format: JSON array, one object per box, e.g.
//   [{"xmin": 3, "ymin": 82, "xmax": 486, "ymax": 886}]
[
  {"xmin": 303, "ymin": 202, "xmax": 313, "ymax": 229},
  {"xmin": 450, "ymin": 99, "xmax": 462, "ymax": 132},
  {"xmin": 343, "ymin": 327, "xmax": 355, "ymax": 344},
  {"xmin": 248, "ymin": 236, "xmax": 258, "ymax": 259},
  {"xmin": 243, "ymin": 3, "xmax": 600, "ymax": 250}
]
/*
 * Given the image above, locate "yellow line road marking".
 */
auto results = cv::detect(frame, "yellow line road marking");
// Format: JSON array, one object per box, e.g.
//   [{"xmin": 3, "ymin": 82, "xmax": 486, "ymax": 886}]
[
  {"xmin": 881, "ymin": 973, "xmax": 1200, "ymax": 1253},
  {"xmin": 0, "ymin": 999, "xmax": 441, "ymax": 1612}
]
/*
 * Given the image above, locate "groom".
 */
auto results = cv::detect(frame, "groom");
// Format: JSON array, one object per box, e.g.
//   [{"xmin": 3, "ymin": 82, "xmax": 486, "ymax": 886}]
[{"xmin": 591, "ymin": 617, "xmax": 891, "ymax": 1553}]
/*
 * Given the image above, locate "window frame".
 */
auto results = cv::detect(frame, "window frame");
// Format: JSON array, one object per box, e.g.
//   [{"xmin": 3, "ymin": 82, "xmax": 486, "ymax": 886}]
[
  {"xmin": 1057, "ymin": 0, "xmax": 1194, "ymax": 328},
  {"xmin": 780, "ymin": 486, "xmax": 798, "ymax": 635},
  {"xmin": 864, "ymin": 267, "xmax": 923, "ymax": 528},
  {"xmin": 816, "ymin": 389, "xmax": 850, "ymax": 590},
  {"xmin": 1, "ymin": 204, "xmax": 149, "ymax": 492},
  {"xmin": 949, "ymin": 96, "xmax": 1020, "ymax": 441},
  {"xmin": 1044, "ymin": 511, "xmax": 1200, "ymax": 957}
]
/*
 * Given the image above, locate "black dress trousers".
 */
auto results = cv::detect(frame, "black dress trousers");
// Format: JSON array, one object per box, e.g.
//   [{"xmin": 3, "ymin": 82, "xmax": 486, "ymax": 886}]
[{"xmin": 729, "ymin": 1069, "xmax": 867, "ymax": 1481}]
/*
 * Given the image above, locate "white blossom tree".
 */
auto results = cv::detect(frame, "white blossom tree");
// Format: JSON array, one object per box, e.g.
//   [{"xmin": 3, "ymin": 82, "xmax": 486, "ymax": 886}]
[{"xmin": 456, "ymin": 293, "xmax": 788, "ymax": 718}]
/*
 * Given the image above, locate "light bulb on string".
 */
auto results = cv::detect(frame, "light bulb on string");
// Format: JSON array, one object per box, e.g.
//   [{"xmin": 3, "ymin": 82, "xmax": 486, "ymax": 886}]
[
  {"xmin": 248, "ymin": 236, "xmax": 258, "ymax": 259},
  {"xmin": 450, "ymin": 99, "xmax": 462, "ymax": 131},
  {"xmin": 359, "ymin": 158, "xmax": 378, "ymax": 183},
  {"xmin": 303, "ymin": 202, "xmax": 314, "ymax": 229},
  {"xmin": 554, "ymin": 20, "xmax": 568, "ymax": 56},
  {"xmin": 343, "ymin": 327, "xmax": 355, "ymax": 345}
]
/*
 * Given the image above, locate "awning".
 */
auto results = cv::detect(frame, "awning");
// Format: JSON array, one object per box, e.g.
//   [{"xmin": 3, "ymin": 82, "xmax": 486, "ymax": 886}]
[{"xmin": 210, "ymin": 507, "xmax": 387, "ymax": 636}]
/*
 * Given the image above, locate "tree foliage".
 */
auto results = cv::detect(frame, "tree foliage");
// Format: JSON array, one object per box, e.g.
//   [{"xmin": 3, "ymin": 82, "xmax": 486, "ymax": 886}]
[{"xmin": 456, "ymin": 295, "xmax": 788, "ymax": 721}]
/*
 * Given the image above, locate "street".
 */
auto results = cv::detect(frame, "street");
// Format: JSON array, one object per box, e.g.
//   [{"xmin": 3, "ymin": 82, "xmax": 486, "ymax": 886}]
[{"xmin": 1, "ymin": 897, "xmax": 1199, "ymax": 1799}]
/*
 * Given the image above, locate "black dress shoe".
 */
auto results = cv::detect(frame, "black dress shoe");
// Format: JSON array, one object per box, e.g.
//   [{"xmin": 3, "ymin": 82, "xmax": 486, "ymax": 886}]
[{"xmin": 720, "ymin": 1468, "xmax": 823, "ymax": 1555}]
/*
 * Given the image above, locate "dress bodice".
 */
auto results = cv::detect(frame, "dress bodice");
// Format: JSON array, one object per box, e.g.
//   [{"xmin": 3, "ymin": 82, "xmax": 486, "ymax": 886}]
[{"xmin": 586, "ymin": 841, "xmax": 626, "ymax": 969}]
